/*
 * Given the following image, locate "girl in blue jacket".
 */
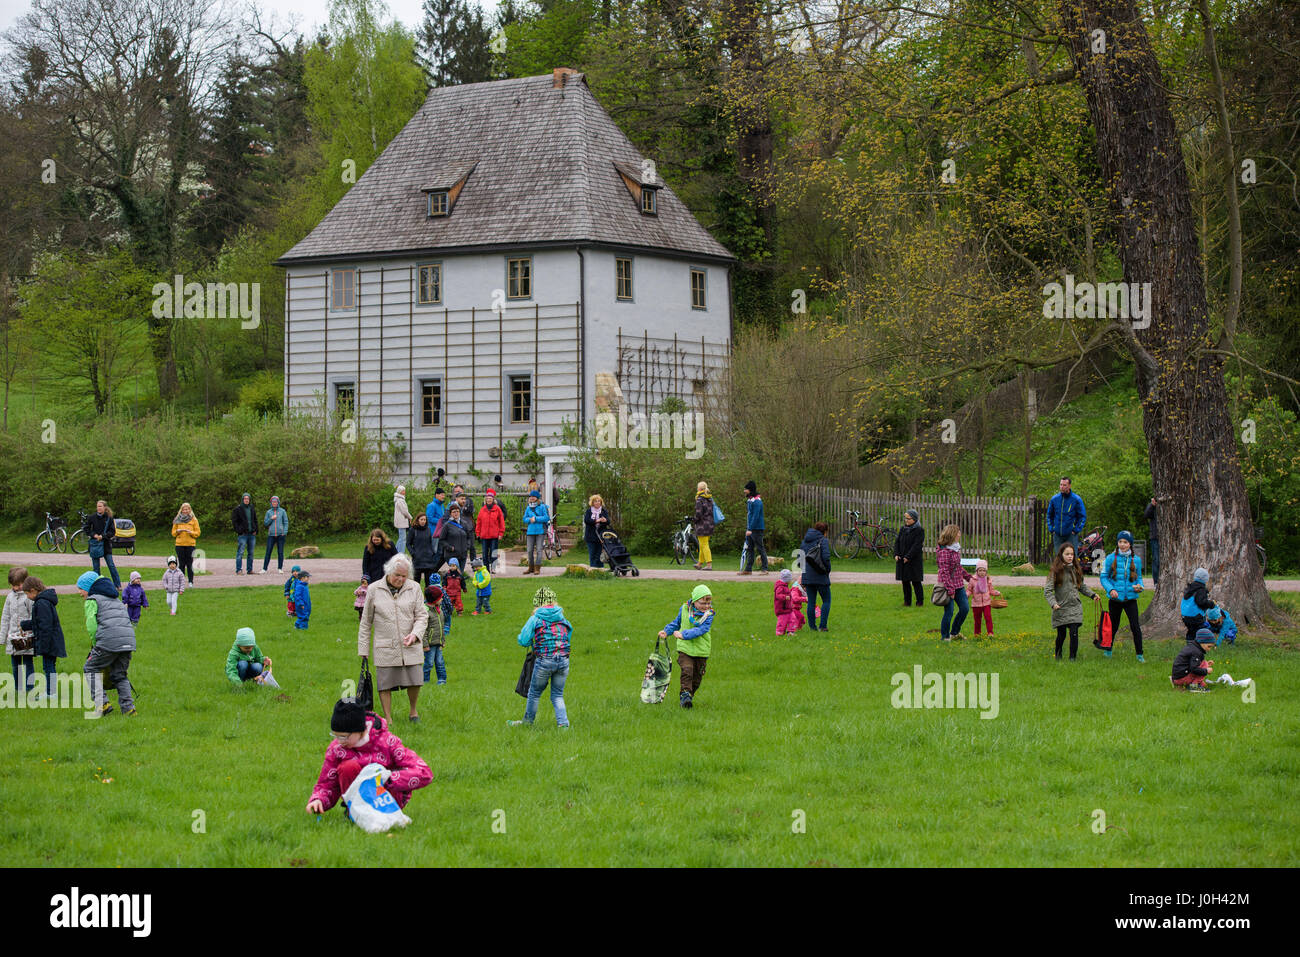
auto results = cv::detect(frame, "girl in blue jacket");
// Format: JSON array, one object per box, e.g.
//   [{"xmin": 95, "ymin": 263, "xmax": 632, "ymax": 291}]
[
  {"xmin": 1098, "ymin": 530, "xmax": 1145, "ymax": 661},
  {"xmin": 522, "ymin": 491, "xmax": 551, "ymax": 575}
]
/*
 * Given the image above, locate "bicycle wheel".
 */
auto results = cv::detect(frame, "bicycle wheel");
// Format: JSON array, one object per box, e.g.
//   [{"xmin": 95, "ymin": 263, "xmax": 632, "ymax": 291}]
[
  {"xmin": 687, "ymin": 535, "xmax": 699, "ymax": 564},
  {"xmin": 1257, "ymin": 545, "xmax": 1267, "ymax": 575},
  {"xmin": 36, "ymin": 529, "xmax": 58, "ymax": 553},
  {"xmin": 870, "ymin": 527, "xmax": 896, "ymax": 559},
  {"xmin": 739, "ymin": 541, "xmax": 750, "ymax": 571},
  {"xmin": 544, "ymin": 540, "xmax": 561, "ymax": 560},
  {"xmin": 833, "ymin": 530, "xmax": 861, "ymax": 560},
  {"xmin": 68, "ymin": 528, "xmax": 88, "ymax": 554},
  {"xmin": 671, "ymin": 535, "xmax": 684, "ymax": 565}
]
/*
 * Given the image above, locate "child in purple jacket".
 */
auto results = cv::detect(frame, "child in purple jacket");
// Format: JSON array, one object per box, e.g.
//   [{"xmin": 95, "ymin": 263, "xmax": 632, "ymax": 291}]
[{"xmin": 121, "ymin": 571, "xmax": 149, "ymax": 624}]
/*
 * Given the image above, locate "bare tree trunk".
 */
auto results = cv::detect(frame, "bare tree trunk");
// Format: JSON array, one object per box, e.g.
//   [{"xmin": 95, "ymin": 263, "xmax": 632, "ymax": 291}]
[{"xmin": 1058, "ymin": 0, "xmax": 1282, "ymax": 635}]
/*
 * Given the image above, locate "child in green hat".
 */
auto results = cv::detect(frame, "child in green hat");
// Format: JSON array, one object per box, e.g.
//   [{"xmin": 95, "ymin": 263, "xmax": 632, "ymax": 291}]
[
  {"xmin": 659, "ymin": 584, "xmax": 715, "ymax": 709},
  {"xmin": 226, "ymin": 627, "xmax": 278, "ymax": 688}
]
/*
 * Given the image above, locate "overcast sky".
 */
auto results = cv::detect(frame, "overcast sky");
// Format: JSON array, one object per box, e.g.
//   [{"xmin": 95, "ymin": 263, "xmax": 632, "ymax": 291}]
[{"xmin": 0, "ymin": 0, "xmax": 497, "ymax": 40}]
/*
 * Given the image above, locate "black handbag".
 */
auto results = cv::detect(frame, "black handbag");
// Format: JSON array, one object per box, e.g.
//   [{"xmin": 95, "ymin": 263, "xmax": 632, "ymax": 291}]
[
  {"xmin": 515, "ymin": 651, "xmax": 536, "ymax": 698},
  {"xmin": 357, "ymin": 656, "xmax": 374, "ymax": 711}
]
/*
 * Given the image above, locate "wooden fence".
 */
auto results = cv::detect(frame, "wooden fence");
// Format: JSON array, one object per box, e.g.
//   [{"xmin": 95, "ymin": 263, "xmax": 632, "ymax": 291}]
[{"xmin": 790, "ymin": 484, "xmax": 1045, "ymax": 560}]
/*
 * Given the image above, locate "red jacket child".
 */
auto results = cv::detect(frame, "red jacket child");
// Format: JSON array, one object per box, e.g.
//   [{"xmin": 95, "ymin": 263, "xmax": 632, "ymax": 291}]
[{"xmin": 445, "ymin": 565, "xmax": 463, "ymax": 613}]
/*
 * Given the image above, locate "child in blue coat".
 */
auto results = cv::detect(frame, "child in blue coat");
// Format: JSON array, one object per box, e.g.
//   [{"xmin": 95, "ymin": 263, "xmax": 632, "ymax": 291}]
[
  {"xmin": 1098, "ymin": 530, "xmax": 1145, "ymax": 661},
  {"xmin": 284, "ymin": 564, "xmax": 301, "ymax": 618},
  {"xmin": 293, "ymin": 570, "xmax": 311, "ymax": 630}
]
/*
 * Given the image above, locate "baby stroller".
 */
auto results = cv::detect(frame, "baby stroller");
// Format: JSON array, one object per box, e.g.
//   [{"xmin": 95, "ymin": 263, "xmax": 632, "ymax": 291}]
[
  {"xmin": 112, "ymin": 518, "xmax": 138, "ymax": 555},
  {"xmin": 599, "ymin": 528, "xmax": 640, "ymax": 577},
  {"xmin": 1077, "ymin": 525, "xmax": 1108, "ymax": 574}
]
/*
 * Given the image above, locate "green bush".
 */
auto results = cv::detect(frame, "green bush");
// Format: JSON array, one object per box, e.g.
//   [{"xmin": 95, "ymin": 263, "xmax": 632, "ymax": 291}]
[
  {"xmin": 0, "ymin": 408, "xmax": 391, "ymax": 538},
  {"xmin": 237, "ymin": 371, "xmax": 284, "ymax": 417}
]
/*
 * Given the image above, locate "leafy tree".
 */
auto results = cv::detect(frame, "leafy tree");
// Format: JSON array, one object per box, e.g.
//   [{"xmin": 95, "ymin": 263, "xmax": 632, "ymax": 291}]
[{"xmin": 416, "ymin": 0, "xmax": 494, "ymax": 87}]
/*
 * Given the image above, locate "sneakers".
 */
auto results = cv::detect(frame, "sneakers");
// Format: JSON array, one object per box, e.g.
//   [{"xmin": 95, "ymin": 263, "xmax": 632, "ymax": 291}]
[
  {"xmin": 123, "ymin": 708, "xmax": 137, "ymax": 716},
  {"xmin": 95, "ymin": 703, "xmax": 114, "ymax": 717},
  {"xmin": 1187, "ymin": 684, "xmax": 1210, "ymax": 693},
  {"xmin": 738, "ymin": 570, "xmax": 752, "ymax": 576},
  {"xmin": 680, "ymin": 691, "xmax": 693, "ymax": 709},
  {"xmin": 471, "ymin": 610, "xmax": 479, "ymax": 616},
  {"xmin": 1136, "ymin": 655, "xmax": 1145, "ymax": 663},
  {"xmin": 1103, "ymin": 650, "xmax": 1113, "ymax": 658}
]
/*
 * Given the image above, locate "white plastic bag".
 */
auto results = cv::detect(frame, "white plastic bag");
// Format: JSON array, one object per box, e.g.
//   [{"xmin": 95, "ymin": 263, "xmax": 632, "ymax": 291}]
[{"xmin": 341, "ymin": 762, "xmax": 412, "ymax": 833}]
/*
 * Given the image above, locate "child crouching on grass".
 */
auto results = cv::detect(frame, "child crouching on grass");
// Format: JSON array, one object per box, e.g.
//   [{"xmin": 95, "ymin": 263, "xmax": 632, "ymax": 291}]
[
  {"xmin": 306, "ymin": 699, "xmax": 432, "ymax": 818},
  {"xmin": 774, "ymin": 569, "xmax": 806, "ymax": 635},
  {"xmin": 422, "ymin": 584, "xmax": 447, "ymax": 685},
  {"xmin": 509, "ymin": 586, "xmax": 572, "ymax": 728},
  {"xmin": 225, "ymin": 627, "xmax": 278, "ymax": 688},
  {"xmin": 660, "ymin": 584, "xmax": 714, "ymax": 709},
  {"xmin": 1172, "ymin": 627, "xmax": 1217, "ymax": 692},
  {"xmin": 163, "ymin": 557, "xmax": 186, "ymax": 616},
  {"xmin": 76, "ymin": 571, "xmax": 136, "ymax": 716}
]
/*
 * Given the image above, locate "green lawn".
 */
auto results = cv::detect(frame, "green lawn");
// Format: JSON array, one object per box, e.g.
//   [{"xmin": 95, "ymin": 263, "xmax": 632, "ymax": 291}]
[{"xmin": 2, "ymin": 576, "xmax": 1297, "ymax": 867}]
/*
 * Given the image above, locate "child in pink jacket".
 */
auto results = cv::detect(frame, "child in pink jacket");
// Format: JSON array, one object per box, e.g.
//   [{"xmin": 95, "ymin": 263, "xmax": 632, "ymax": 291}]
[
  {"xmin": 305, "ymin": 699, "xmax": 432, "ymax": 816},
  {"xmin": 774, "ymin": 569, "xmax": 807, "ymax": 635},
  {"xmin": 967, "ymin": 559, "xmax": 1001, "ymax": 636},
  {"xmin": 354, "ymin": 579, "xmax": 369, "ymax": 620}
]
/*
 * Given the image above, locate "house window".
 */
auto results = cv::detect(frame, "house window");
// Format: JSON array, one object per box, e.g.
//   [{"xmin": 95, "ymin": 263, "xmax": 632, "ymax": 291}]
[
  {"xmin": 616, "ymin": 258, "xmax": 633, "ymax": 301},
  {"xmin": 507, "ymin": 257, "xmax": 532, "ymax": 300},
  {"xmin": 690, "ymin": 268, "xmax": 707, "ymax": 310},
  {"xmin": 335, "ymin": 382, "xmax": 355, "ymax": 418},
  {"xmin": 420, "ymin": 378, "xmax": 442, "ymax": 427},
  {"xmin": 331, "ymin": 268, "xmax": 357, "ymax": 311},
  {"xmin": 509, "ymin": 374, "xmax": 532, "ymax": 424},
  {"xmin": 642, "ymin": 188, "xmax": 657, "ymax": 215},
  {"xmin": 418, "ymin": 263, "xmax": 442, "ymax": 304},
  {"xmin": 427, "ymin": 191, "xmax": 449, "ymax": 217}
]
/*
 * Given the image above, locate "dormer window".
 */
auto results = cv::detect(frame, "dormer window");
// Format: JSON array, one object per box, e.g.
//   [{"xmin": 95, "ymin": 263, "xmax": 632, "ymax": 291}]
[
  {"xmin": 641, "ymin": 188, "xmax": 657, "ymax": 215},
  {"xmin": 614, "ymin": 160, "xmax": 663, "ymax": 216},
  {"xmin": 427, "ymin": 190, "xmax": 449, "ymax": 217},
  {"xmin": 421, "ymin": 161, "xmax": 477, "ymax": 219}
]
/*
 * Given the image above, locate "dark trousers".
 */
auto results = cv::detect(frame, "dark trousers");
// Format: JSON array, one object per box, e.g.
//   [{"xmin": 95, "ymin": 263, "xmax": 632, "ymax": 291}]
[
  {"xmin": 1055, "ymin": 623, "xmax": 1081, "ymax": 659},
  {"xmin": 901, "ymin": 580, "xmax": 923, "ymax": 605},
  {"xmin": 1108, "ymin": 598, "xmax": 1143, "ymax": 655},
  {"xmin": 175, "ymin": 545, "xmax": 196, "ymax": 583},
  {"xmin": 262, "ymin": 535, "xmax": 286, "ymax": 571},
  {"xmin": 413, "ymin": 567, "xmax": 435, "ymax": 589},
  {"xmin": 480, "ymin": 538, "xmax": 499, "ymax": 571},
  {"xmin": 84, "ymin": 647, "xmax": 133, "ymax": 710},
  {"xmin": 1148, "ymin": 539, "xmax": 1159, "ymax": 583},
  {"xmin": 804, "ymin": 583, "xmax": 830, "ymax": 629},
  {"xmin": 678, "ymin": 652, "xmax": 707, "ymax": 698},
  {"xmin": 586, "ymin": 540, "xmax": 603, "ymax": 568},
  {"xmin": 1183, "ymin": 615, "xmax": 1205, "ymax": 643},
  {"xmin": 91, "ymin": 550, "xmax": 121, "ymax": 589},
  {"xmin": 10, "ymin": 654, "xmax": 37, "ymax": 691},
  {"xmin": 743, "ymin": 530, "xmax": 769, "ymax": 572}
]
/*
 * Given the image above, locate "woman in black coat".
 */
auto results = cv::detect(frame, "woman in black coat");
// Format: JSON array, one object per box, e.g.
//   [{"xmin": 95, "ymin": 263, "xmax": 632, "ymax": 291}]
[
  {"xmin": 407, "ymin": 513, "xmax": 438, "ymax": 588},
  {"xmin": 19, "ymin": 577, "xmax": 65, "ymax": 698},
  {"xmin": 582, "ymin": 494, "xmax": 611, "ymax": 568},
  {"xmin": 361, "ymin": 528, "xmax": 398, "ymax": 585},
  {"xmin": 894, "ymin": 509, "xmax": 925, "ymax": 607},
  {"xmin": 434, "ymin": 505, "xmax": 475, "ymax": 573},
  {"xmin": 87, "ymin": 500, "xmax": 122, "ymax": 591}
]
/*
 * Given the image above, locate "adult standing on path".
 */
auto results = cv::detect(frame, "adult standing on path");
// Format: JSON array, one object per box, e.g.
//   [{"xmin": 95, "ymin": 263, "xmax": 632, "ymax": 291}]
[
  {"xmin": 87, "ymin": 500, "xmax": 122, "ymax": 591},
  {"xmin": 407, "ymin": 513, "xmax": 438, "ymax": 588},
  {"xmin": 357, "ymin": 554, "xmax": 428, "ymax": 726},
  {"xmin": 522, "ymin": 491, "xmax": 550, "ymax": 575},
  {"xmin": 799, "ymin": 521, "xmax": 832, "ymax": 632},
  {"xmin": 231, "ymin": 493, "xmax": 257, "ymax": 575},
  {"xmin": 894, "ymin": 509, "xmax": 925, "ymax": 607},
  {"xmin": 1144, "ymin": 497, "xmax": 1160, "ymax": 583},
  {"xmin": 393, "ymin": 485, "xmax": 412, "ymax": 556},
  {"xmin": 475, "ymin": 490, "xmax": 505, "ymax": 573},
  {"xmin": 362, "ymin": 529, "xmax": 398, "ymax": 587},
  {"xmin": 1046, "ymin": 477, "xmax": 1087, "ymax": 556},
  {"xmin": 740, "ymin": 481, "xmax": 769, "ymax": 575},
  {"xmin": 693, "ymin": 482, "xmax": 715, "ymax": 571},
  {"xmin": 425, "ymin": 487, "xmax": 447, "ymax": 528},
  {"xmin": 170, "ymin": 503, "xmax": 201, "ymax": 585},
  {"xmin": 262, "ymin": 495, "xmax": 289, "ymax": 574},
  {"xmin": 583, "ymin": 494, "xmax": 611, "ymax": 568}
]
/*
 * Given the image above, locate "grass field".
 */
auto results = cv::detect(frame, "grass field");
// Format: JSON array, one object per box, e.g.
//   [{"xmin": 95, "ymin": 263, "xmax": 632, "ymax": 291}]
[{"xmin": 3, "ymin": 576, "xmax": 1297, "ymax": 867}]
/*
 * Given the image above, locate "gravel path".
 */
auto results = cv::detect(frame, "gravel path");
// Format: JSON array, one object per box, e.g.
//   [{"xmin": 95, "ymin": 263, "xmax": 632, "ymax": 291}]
[{"xmin": 4, "ymin": 550, "xmax": 1297, "ymax": 595}]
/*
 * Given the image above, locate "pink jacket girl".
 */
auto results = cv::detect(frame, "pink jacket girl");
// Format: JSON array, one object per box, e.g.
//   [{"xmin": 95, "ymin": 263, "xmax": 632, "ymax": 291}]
[
  {"xmin": 968, "ymin": 559, "xmax": 1000, "ymax": 635},
  {"xmin": 774, "ymin": 570, "xmax": 807, "ymax": 635},
  {"xmin": 307, "ymin": 706, "xmax": 432, "ymax": 814}
]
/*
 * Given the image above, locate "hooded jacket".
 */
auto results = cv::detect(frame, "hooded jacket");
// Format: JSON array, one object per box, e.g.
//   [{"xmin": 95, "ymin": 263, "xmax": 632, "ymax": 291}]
[
  {"xmin": 1099, "ymin": 550, "xmax": 1144, "ymax": 602},
  {"xmin": 664, "ymin": 599, "xmax": 714, "ymax": 657},
  {"xmin": 85, "ymin": 576, "xmax": 136, "ymax": 651},
  {"xmin": 361, "ymin": 542, "xmax": 398, "ymax": 584},
  {"xmin": 21, "ymin": 588, "xmax": 66, "ymax": 658},
  {"xmin": 358, "ymin": 577, "xmax": 429, "ymax": 668},
  {"xmin": 894, "ymin": 522, "xmax": 924, "ymax": 582},
  {"xmin": 232, "ymin": 499, "xmax": 257, "ymax": 536},
  {"xmin": 226, "ymin": 637, "xmax": 266, "ymax": 685},
  {"xmin": 523, "ymin": 501, "xmax": 550, "ymax": 536},
  {"xmin": 517, "ymin": 604, "xmax": 573, "ymax": 657},
  {"xmin": 264, "ymin": 505, "xmax": 289, "ymax": 536},
  {"xmin": 693, "ymin": 492, "xmax": 715, "ymax": 536},
  {"xmin": 425, "ymin": 496, "xmax": 446, "ymax": 527},
  {"xmin": 1047, "ymin": 490, "xmax": 1087, "ymax": 537},
  {"xmin": 437, "ymin": 516, "xmax": 474, "ymax": 562},
  {"xmin": 799, "ymin": 527, "xmax": 832, "ymax": 586},
  {"xmin": 309, "ymin": 716, "xmax": 432, "ymax": 812},
  {"xmin": 393, "ymin": 492, "xmax": 412, "ymax": 530},
  {"xmin": 475, "ymin": 501, "xmax": 505, "ymax": 540},
  {"xmin": 1180, "ymin": 581, "xmax": 1216, "ymax": 620},
  {"xmin": 1171, "ymin": 638, "xmax": 1210, "ymax": 680},
  {"xmin": 1, "ymin": 588, "xmax": 33, "ymax": 656},
  {"xmin": 407, "ymin": 522, "xmax": 438, "ymax": 568}
]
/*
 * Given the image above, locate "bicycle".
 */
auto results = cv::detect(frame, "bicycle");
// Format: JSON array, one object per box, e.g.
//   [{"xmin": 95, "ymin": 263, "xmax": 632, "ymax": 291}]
[
  {"xmin": 36, "ymin": 512, "xmax": 69, "ymax": 553},
  {"xmin": 542, "ymin": 520, "xmax": 564, "ymax": 561},
  {"xmin": 833, "ymin": 509, "xmax": 896, "ymax": 560},
  {"xmin": 67, "ymin": 509, "xmax": 94, "ymax": 555},
  {"xmin": 1255, "ymin": 526, "xmax": 1267, "ymax": 576},
  {"xmin": 671, "ymin": 517, "xmax": 698, "ymax": 566}
]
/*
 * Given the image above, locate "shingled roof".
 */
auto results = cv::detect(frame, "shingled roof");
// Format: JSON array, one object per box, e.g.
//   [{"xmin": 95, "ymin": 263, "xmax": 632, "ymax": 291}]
[{"xmin": 276, "ymin": 72, "xmax": 734, "ymax": 265}]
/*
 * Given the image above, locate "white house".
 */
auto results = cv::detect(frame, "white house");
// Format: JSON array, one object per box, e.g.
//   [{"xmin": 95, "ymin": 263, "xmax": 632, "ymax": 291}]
[{"xmin": 276, "ymin": 68, "xmax": 735, "ymax": 482}]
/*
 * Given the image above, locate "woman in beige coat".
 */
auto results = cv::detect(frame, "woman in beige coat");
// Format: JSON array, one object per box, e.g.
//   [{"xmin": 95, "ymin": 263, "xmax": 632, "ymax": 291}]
[{"xmin": 358, "ymin": 553, "xmax": 429, "ymax": 724}]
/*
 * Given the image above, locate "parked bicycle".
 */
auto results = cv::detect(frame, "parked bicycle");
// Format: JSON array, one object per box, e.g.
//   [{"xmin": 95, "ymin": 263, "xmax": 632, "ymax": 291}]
[
  {"xmin": 67, "ymin": 509, "xmax": 94, "ymax": 555},
  {"xmin": 833, "ymin": 510, "xmax": 896, "ymax": 559},
  {"xmin": 670, "ymin": 516, "xmax": 698, "ymax": 566},
  {"xmin": 542, "ymin": 520, "xmax": 564, "ymax": 561},
  {"xmin": 35, "ymin": 512, "xmax": 69, "ymax": 553}
]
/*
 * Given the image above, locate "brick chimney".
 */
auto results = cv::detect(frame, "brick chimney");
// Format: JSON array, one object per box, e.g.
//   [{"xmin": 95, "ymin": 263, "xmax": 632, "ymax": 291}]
[{"xmin": 552, "ymin": 67, "xmax": 578, "ymax": 89}]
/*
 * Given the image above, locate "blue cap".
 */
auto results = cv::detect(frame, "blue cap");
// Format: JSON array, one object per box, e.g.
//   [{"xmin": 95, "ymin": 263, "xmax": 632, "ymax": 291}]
[
  {"xmin": 1117, "ymin": 530, "xmax": 1133, "ymax": 544},
  {"xmin": 291, "ymin": 565, "xmax": 301, "ymax": 573},
  {"xmin": 76, "ymin": 571, "xmax": 99, "ymax": 591},
  {"xmin": 449, "ymin": 557, "xmax": 459, "ymax": 567}
]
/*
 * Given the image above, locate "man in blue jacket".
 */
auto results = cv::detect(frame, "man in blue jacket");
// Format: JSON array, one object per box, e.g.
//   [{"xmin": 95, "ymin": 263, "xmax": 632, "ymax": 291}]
[
  {"xmin": 1046, "ymin": 477, "xmax": 1086, "ymax": 555},
  {"xmin": 739, "ymin": 480, "xmax": 769, "ymax": 575}
]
